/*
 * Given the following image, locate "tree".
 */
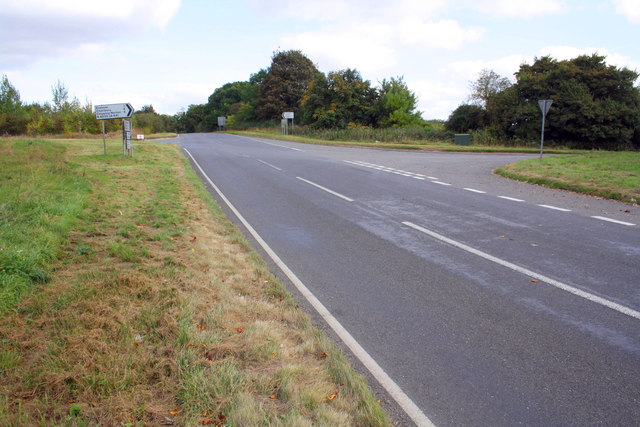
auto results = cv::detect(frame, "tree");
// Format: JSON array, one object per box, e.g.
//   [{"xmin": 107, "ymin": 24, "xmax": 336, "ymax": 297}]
[
  {"xmin": 469, "ymin": 69, "xmax": 511, "ymax": 107},
  {"xmin": 51, "ymin": 80, "xmax": 70, "ymax": 113},
  {"xmin": 374, "ymin": 77, "xmax": 424, "ymax": 127},
  {"xmin": 299, "ymin": 69, "xmax": 377, "ymax": 128},
  {"xmin": 445, "ymin": 104, "xmax": 487, "ymax": 132},
  {"xmin": 0, "ymin": 74, "xmax": 28, "ymax": 135},
  {"xmin": 498, "ymin": 54, "xmax": 640, "ymax": 149},
  {"xmin": 256, "ymin": 50, "xmax": 319, "ymax": 120}
]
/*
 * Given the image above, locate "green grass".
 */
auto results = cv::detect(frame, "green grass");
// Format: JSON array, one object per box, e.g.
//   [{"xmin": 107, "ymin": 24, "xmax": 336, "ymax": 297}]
[
  {"xmin": 0, "ymin": 139, "xmax": 92, "ymax": 314},
  {"xmin": 229, "ymin": 129, "xmax": 576, "ymax": 153},
  {"xmin": 0, "ymin": 137, "xmax": 391, "ymax": 426},
  {"xmin": 496, "ymin": 151, "xmax": 640, "ymax": 203}
]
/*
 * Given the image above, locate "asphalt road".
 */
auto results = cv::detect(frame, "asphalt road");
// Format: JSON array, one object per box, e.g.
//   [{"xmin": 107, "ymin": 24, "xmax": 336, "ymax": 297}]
[{"xmin": 175, "ymin": 133, "xmax": 640, "ymax": 426}]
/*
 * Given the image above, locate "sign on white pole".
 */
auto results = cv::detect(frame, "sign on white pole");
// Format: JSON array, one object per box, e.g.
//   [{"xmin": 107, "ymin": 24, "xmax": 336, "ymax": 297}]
[
  {"xmin": 538, "ymin": 99, "xmax": 553, "ymax": 159},
  {"xmin": 282, "ymin": 112, "xmax": 294, "ymax": 119},
  {"xmin": 218, "ymin": 117, "xmax": 226, "ymax": 127},
  {"xmin": 95, "ymin": 103, "xmax": 134, "ymax": 120}
]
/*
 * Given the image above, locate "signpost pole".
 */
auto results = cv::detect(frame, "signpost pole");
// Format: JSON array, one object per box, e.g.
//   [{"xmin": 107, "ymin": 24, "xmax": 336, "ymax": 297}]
[
  {"xmin": 102, "ymin": 120, "xmax": 106, "ymax": 155},
  {"xmin": 538, "ymin": 99, "xmax": 553, "ymax": 159}
]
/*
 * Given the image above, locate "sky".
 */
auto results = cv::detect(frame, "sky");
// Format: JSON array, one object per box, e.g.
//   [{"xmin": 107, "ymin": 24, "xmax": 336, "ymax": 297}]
[{"xmin": 1, "ymin": 0, "xmax": 639, "ymax": 120}]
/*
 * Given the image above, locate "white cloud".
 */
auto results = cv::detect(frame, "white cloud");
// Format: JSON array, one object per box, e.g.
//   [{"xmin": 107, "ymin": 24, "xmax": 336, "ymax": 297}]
[
  {"xmin": 400, "ymin": 19, "xmax": 484, "ymax": 49},
  {"xmin": 0, "ymin": 0, "xmax": 181, "ymax": 69},
  {"xmin": 610, "ymin": 0, "xmax": 640, "ymax": 23},
  {"xmin": 472, "ymin": 0, "xmax": 566, "ymax": 18},
  {"xmin": 282, "ymin": 22, "xmax": 397, "ymax": 73}
]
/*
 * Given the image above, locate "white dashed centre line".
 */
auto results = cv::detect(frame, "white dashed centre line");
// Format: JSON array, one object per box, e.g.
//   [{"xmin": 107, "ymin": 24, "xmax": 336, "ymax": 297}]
[
  {"xmin": 297, "ymin": 177, "xmax": 354, "ymax": 202},
  {"xmin": 591, "ymin": 216, "xmax": 636, "ymax": 226},
  {"xmin": 538, "ymin": 204, "xmax": 571, "ymax": 212},
  {"xmin": 498, "ymin": 196, "xmax": 525, "ymax": 202},
  {"xmin": 464, "ymin": 188, "xmax": 487, "ymax": 194},
  {"xmin": 257, "ymin": 159, "xmax": 282, "ymax": 171}
]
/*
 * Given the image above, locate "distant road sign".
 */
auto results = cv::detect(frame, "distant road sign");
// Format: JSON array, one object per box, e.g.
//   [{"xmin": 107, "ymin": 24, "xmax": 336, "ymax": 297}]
[
  {"xmin": 95, "ymin": 103, "xmax": 134, "ymax": 120},
  {"xmin": 282, "ymin": 112, "xmax": 294, "ymax": 119},
  {"xmin": 538, "ymin": 99, "xmax": 553, "ymax": 116}
]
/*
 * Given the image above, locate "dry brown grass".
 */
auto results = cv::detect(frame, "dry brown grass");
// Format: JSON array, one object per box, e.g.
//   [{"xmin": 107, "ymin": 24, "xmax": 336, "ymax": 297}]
[{"xmin": 0, "ymin": 139, "xmax": 389, "ymax": 426}]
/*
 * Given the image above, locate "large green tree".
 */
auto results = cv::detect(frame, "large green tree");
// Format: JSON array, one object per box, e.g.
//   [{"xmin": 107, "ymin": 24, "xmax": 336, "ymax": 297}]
[
  {"xmin": 488, "ymin": 55, "xmax": 640, "ymax": 149},
  {"xmin": 300, "ymin": 68, "xmax": 377, "ymax": 128},
  {"xmin": 374, "ymin": 77, "xmax": 424, "ymax": 127},
  {"xmin": 256, "ymin": 50, "xmax": 319, "ymax": 120}
]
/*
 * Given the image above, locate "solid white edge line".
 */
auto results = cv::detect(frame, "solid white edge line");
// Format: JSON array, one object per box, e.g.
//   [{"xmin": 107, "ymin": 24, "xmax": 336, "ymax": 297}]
[
  {"xmin": 464, "ymin": 188, "xmax": 486, "ymax": 194},
  {"xmin": 402, "ymin": 221, "xmax": 640, "ymax": 321},
  {"xmin": 591, "ymin": 216, "xmax": 636, "ymax": 226},
  {"xmin": 498, "ymin": 196, "xmax": 525, "ymax": 202},
  {"xmin": 257, "ymin": 159, "xmax": 282, "ymax": 171},
  {"xmin": 538, "ymin": 204, "xmax": 571, "ymax": 212},
  {"xmin": 183, "ymin": 148, "xmax": 435, "ymax": 427},
  {"xmin": 296, "ymin": 177, "xmax": 355, "ymax": 202}
]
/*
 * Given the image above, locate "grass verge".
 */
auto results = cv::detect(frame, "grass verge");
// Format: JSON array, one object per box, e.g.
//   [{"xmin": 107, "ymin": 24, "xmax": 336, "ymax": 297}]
[
  {"xmin": 0, "ymin": 137, "xmax": 390, "ymax": 426},
  {"xmin": 495, "ymin": 151, "xmax": 640, "ymax": 204},
  {"xmin": 229, "ymin": 130, "xmax": 576, "ymax": 154}
]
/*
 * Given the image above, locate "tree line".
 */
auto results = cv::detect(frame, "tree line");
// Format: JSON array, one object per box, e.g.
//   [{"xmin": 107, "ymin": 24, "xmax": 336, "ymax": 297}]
[
  {"xmin": 175, "ymin": 50, "xmax": 425, "ymax": 133},
  {"xmin": 0, "ymin": 77, "xmax": 176, "ymax": 137},
  {"xmin": 446, "ymin": 54, "xmax": 640, "ymax": 150}
]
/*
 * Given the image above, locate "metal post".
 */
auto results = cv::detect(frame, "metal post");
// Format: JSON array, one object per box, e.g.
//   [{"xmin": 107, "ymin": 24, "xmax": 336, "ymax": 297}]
[
  {"xmin": 102, "ymin": 120, "xmax": 106, "ymax": 155},
  {"xmin": 122, "ymin": 119, "xmax": 126, "ymax": 158},
  {"xmin": 540, "ymin": 113, "xmax": 546, "ymax": 160}
]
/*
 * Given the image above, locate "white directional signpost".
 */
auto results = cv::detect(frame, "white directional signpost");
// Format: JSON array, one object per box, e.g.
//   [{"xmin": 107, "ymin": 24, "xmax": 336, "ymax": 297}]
[
  {"xmin": 282, "ymin": 112, "xmax": 294, "ymax": 135},
  {"xmin": 94, "ymin": 103, "xmax": 135, "ymax": 156},
  {"xmin": 538, "ymin": 99, "xmax": 553, "ymax": 159}
]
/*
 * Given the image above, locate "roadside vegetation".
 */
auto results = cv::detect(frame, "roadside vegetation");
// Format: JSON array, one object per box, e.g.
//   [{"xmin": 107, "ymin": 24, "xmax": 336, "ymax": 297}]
[
  {"xmin": 496, "ymin": 151, "xmax": 640, "ymax": 204},
  {"xmin": 0, "ymin": 137, "xmax": 389, "ymax": 426}
]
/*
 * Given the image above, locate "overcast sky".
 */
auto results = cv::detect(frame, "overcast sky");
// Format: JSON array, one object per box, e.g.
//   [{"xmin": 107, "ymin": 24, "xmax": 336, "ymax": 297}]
[{"xmin": 1, "ymin": 0, "xmax": 638, "ymax": 120}]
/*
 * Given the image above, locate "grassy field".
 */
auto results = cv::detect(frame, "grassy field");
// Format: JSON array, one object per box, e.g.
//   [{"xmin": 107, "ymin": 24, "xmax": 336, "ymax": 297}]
[
  {"xmin": 496, "ymin": 151, "xmax": 640, "ymax": 204},
  {"xmin": 0, "ymin": 137, "xmax": 389, "ymax": 426}
]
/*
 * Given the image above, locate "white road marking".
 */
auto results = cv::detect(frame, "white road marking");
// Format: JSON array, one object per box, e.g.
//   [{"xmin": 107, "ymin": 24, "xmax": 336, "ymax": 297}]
[
  {"xmin": 296, "ymin": 177, "xmax": 355, "ymax": 202},
  {"xmin": 432, "ymin": 181, "xmax": 451, "ymax": 186},
  {"xmin": 464, "ymin": 188, "xmax": 486, "ymax": 194},
  {"xmin": 498, "ymin": 196, "xmax": 525, "ymax": 202},
  {"xmin": 591, "ymin": 216, "xmax": 636, "ymax": 226},
  {"xmin": 184, "ymin": 148, "xmax": 435, "ymax": 427},
  {"xmin": 403, "ymin": 221, "xmax": 640, "ymax": 321},
  {"xmin": 538, "ymin": 204, "xmax": 571, "ymax": 212},
  {"xmin": 345, "ymin": 160, "xmax": 434, "ymax": 180},
  {"xmin": 257, "ymin": 159, "xmax": 282, "ymax": 171}
]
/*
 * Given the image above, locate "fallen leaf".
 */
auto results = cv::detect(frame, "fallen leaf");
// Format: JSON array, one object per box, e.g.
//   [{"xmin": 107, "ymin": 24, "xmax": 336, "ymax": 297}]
[
  {"xmin": 269, "ymin": 394, "xmax": 277, "ymax": 399},
  {"xmin": 317, "ymin": 352, "xmax": 329, "ymax": 360},
  {"xmin": 218, "ymin": 413, "xmax": 226, "ymax": 423},
  {"xmin": 531, "ymin": 279, "xmax": 539, "ymax": 283},
  {"xmin": 169, "ymin": 408, "xmax": 181, "ymax": 415},
  {"xmin": 67, "ymin": 400, "xmax": 77, "ymax": 404},
  {"xmin": 198, "ymin": 419, "xmax": 212, "ymax": 425},
  {"xmin": 500, "ymin": 235, "xmax": 508, "ymax": 238},
  {"xmin": 202, "ymin": 410, "xmax": 210, "ymax": 416},
  {"xmin": 237, "ymin": 328, "xmax": 244, "ymax": 333},
  {"xmin": 197, "ymin": 323, "xmax": 205, "ymax": 330},
  {"xmin": 326, "ymin": 391, "xmax": 338, "ymax": 401},
  {"xmin": 190, "ymin": 236, "xmax": 197, "ymax": 242}
]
